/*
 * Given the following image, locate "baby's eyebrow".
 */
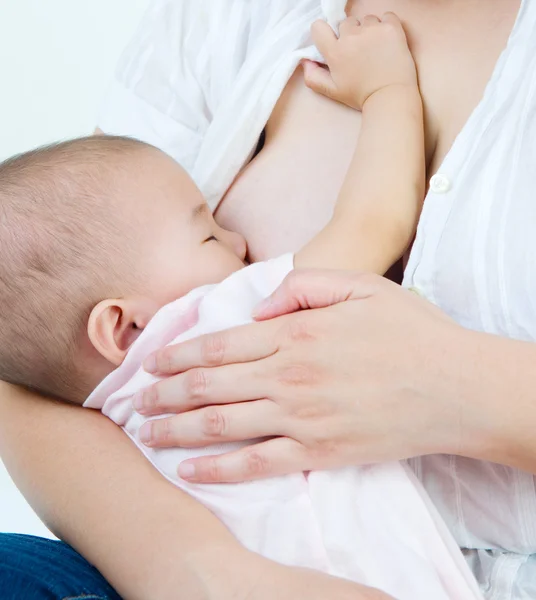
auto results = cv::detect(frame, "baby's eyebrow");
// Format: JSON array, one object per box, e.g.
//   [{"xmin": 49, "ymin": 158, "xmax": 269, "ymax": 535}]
[{"xmin": 191, "ymin": 202, "xmax": 209, "ymax": 222}]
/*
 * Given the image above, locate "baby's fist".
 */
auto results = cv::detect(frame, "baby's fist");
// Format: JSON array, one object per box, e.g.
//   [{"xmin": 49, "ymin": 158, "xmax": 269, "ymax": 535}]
[{"xmin": 305, "ymin": 13, "xmax": 418, "ymax": 110}]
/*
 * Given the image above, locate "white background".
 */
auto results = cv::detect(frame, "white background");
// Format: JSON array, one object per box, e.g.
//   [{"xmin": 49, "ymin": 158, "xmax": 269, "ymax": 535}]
[{"xmin": 0, "ymin": 0, "xmax": 151, "ymax": 537}]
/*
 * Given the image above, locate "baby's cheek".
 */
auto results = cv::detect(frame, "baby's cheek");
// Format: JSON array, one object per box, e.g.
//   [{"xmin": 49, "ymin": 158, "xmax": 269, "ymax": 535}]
[
  {"xmin": 214, "ymin": 248, "xmax": 245, "ymax": 280},
  {"xmin": 193, "ymin": 248, "xmax": 243, "ymax": 288}
]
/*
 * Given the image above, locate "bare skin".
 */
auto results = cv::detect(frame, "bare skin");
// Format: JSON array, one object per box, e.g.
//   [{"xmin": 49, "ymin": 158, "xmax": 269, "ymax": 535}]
[
  {"xmin": 0, "ymin": 1, "xmax": 521, "ymax": 599},
  {"xmin": 217, "ymin": 0, "xmax": 519, "ymax": 262}
]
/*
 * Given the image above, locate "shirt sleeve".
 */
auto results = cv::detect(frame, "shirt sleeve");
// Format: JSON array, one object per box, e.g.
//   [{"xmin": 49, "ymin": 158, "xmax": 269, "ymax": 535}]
[{"xmin": 98, "ymin": 0, "xmax": 216, "ymax": 172}]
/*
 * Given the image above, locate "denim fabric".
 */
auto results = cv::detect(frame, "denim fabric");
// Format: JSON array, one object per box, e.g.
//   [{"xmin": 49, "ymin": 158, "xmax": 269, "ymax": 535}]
[{"xmin": 0, "ymin": 534, "xmax": 122, "ymax": 600}]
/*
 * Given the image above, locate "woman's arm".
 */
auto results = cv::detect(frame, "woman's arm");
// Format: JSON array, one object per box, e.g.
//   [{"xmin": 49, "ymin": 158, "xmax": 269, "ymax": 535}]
[
  {"xmin": 0, "ymin": 383, "xmax": 251, "ymax": 600},
  {"xmin": 0, "ymin": 383, "xmax": 394, "ymax": 600}
]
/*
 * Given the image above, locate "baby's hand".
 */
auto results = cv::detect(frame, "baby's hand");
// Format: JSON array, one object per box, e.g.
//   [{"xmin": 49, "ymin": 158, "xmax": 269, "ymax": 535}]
[{"xmin": 304, "ymin": 13, "xmax": 418, "ymax": 110}]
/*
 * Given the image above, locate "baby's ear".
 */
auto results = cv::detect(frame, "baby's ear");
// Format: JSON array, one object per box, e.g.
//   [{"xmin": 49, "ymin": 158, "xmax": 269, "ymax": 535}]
[{"xmin": 88, "ymin": 298, "xmax": 155, "ymax": 366}]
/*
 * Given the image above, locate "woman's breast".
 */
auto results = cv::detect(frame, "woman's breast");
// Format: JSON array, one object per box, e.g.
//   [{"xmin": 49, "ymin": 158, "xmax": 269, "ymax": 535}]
[
  {"xmin": 216, "ymin": 0, "xmax": 518, "ymax": 263},
  {"xmin": 216, "ymin": 69, "xmax": 361, "ymax": 262}
]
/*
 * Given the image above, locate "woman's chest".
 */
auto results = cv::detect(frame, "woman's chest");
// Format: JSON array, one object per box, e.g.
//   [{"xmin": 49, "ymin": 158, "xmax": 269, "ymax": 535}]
[
  {"xmin": 404, "ymin": 7, "xmax": 536, "ymax": 341},
  {"xmin": 216, "ymin": 0, "xmax": 519, "ymax": 263},
  {"xmin": 406, "ymin": 127, "xmax": 536, "ymax": 342},
  {"xmin": 349, "ymin": 0, "xmax": 519, "ymax": 173}
]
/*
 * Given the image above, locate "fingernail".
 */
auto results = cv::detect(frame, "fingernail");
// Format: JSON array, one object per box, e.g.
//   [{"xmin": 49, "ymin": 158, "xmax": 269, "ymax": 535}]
[
  {"xmin": 139, "ymin": 423, "xmax": 153, "ymax": 446},
  {"xmin": 144, "ymin": 354, "xmax": 157, "ymax": 374},
  {"xmin": 132, "ymin": 391, "xmax": 145, "ymax": 413},
  {"xmin": 178, "ymin": 462, "xmax": 196, "ymax": 480}
]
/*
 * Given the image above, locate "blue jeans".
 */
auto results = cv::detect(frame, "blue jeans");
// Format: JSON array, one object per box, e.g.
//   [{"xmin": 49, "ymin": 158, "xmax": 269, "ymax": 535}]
[{"xmin": 0, "ymin": 533, "xmax": 122, "ymax": 600}]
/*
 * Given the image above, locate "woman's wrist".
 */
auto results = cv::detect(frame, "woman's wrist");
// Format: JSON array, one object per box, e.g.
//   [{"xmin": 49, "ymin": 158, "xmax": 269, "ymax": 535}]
[
  {"xmin": 394, "ymin": 316, "xmax": 495, "ymax": 461},
  {"xmin": 431, "ymin": 325, "xmax": 536, "ymax": 470}
]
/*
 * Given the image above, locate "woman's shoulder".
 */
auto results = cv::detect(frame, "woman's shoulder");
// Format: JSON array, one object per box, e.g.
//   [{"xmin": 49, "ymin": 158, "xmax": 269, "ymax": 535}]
[
  {"xmin": 98, "ymin": 0, "xmax": 326, "ymax": 176},
  {"xmin": 112, "ymin": 1, "xmax": 321, "ymax": 109}
]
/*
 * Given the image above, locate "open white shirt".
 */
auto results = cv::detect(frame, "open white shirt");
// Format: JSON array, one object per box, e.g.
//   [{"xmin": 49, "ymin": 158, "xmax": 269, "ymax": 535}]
[{"xmin": 99, "ymin": 1, "xmax": 536, "ymax": 597}]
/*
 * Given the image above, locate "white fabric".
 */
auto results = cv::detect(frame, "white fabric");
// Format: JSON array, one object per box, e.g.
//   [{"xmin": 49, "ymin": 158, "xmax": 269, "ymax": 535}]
[
  {"xmin": 404, "ymin": 1, "xmax": 536, "ymax": 597},
  {"xmin": 85, "ymin": 254, "xmax": 481, "ymax": 600},
  {"xmin": 98, "ymin": 0, "xmax": 346, "ymax": 210},
  {"xmin": 98, "ymin": 0, "xmax": 536, "ymax": 597}
]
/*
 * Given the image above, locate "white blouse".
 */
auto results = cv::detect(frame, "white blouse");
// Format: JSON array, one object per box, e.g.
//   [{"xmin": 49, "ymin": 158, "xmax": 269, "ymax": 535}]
[
  {"xmin": 99, "ymin": 0, "xmax": 536, "ymax": 598},
  {"xmin": 98, "ymin": 0, "xmax": 345, "ymax": 210},
  {"xmin": 405, "ymin": 0, "xmax": 536, "ymax": 597}
]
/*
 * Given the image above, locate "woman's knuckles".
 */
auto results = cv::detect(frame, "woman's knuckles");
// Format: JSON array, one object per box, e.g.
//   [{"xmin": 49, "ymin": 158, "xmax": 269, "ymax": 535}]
[
  {"xmin": 243, "ymin": 447, "xmax": 272, "ymax": 478},
  {"xmin": 199, "ymin": 331, "xmax": 228, "ymax": 367},
  {"xmin": 282, "ymin": 315, "xmax": 318, "ymax": 344},
  {"xmin": 184, "ymin": 368, "xmax": 209, "ymax": 400},
  {"xmin": 290, "ymin": 399, "xmax": 335, "ymax": 421},
  {"xmin": 184, "ymin": 449, "xmax": 271, "ymax": 483},
  {"xmin": 305, "ymin": 443, "xmax": 339, "ymax": 468},
  {"xmin": 201, "ymin": 406, "xmax": 228, "ymax": 438},
  {"xmin": 277, "ymin": 363, "xmax": 319, "ymax": 388}
]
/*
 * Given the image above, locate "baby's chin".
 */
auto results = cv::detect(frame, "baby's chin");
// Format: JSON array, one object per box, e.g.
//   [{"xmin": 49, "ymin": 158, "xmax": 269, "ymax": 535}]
[
  {"xmin": 205, "ymin": 255, "xmax": 246, "ymax": 284},
  {"xmin": 178, "ymin": 254, "xmax": 246, "ymax": 297}
]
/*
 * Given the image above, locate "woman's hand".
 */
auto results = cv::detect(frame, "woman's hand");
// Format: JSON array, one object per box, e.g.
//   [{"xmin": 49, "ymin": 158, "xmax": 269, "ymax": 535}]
[
  {"xmin": 134, "ymin": 270, "xmax": 482, "ymax": 483},
  {"xmin": 0, "ymin": 382, "xmax": 395, "ymax": 600}
]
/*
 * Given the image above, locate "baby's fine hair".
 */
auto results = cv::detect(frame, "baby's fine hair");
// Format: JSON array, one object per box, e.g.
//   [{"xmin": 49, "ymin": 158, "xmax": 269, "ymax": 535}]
[{"xmin": 0, "ymin": 135, "xmax": 151, "ymax": 402}]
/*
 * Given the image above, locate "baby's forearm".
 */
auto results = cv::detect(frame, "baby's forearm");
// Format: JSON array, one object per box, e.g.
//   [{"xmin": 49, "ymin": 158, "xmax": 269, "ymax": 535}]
[{"xmin": 296, "ymin": 85, "xmax": 425, "ymax": 274}]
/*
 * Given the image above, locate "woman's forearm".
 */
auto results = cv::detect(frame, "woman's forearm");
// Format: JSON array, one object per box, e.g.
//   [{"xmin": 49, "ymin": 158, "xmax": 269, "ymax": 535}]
[
  {"xmin": 0, "ymin": 384, "xmax": 253, "ymax": 600},
  {"xmin": 0, "ymin": 384, "xmax": 399, "ymax": 600},
  {"xmin": 454, "ymin": 330, "xmax": 536, "ymax": 473}
]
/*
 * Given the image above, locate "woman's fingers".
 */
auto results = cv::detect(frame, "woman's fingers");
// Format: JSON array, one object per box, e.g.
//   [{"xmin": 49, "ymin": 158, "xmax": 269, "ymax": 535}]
[
  {"xmin": 254, "ymin": 269, "xmax": 382, "ymax": 321},
  {"xmin": 177, "ymin": 437, "xmax": 311, "ymax": 483},
  {"xmin": 134, "ymin": 362, "xmax": 270, "ymax": 415},
  {"xmin": 139, "ymin": 400, "xmax": 285, "ymax": 449},
  {"xmin": 144, "ymin": 318, "xmax": 279, "ymax": 376}
]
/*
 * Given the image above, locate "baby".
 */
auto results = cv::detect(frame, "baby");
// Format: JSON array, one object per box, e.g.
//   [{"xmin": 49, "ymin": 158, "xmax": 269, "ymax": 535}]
[
  {"xmin": 0, "ymin": 15, "xmax": 423, "ymax": 406},
  {"xmin": 0, "ymin": 15, "xmax": 481, "ymax": 600}
]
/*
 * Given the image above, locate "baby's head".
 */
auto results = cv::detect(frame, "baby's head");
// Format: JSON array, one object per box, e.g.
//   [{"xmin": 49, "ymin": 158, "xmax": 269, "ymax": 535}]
[{"xmin": 0, "ymin": 136, "xmax": 246, "ymax": 403}]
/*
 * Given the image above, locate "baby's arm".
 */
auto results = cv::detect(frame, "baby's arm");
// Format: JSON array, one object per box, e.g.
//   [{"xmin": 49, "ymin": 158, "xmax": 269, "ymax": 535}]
[{"xmin": 296, "ymin": 13, "xmax": 425, "ymax": 274}]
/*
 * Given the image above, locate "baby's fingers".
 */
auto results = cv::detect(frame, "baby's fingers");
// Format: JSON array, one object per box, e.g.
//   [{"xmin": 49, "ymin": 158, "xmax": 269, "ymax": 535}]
[
  {"xmin": 311, "ymin": 19, "xmax": 337, "ymax": 59},
  {"xmin": 339, "ymin": 16, "xmax": 361, "ymax": 36},
  {"xmin": 303, "ymin": 60, "xmax": 338, "ymax": 101},
  {"xmin": 381, "ymin": 12, "xmax": 403, "ymax": 28},
  {"xmin": 381, "ymin": 12, "xmax": 407, "ymax": 37}
]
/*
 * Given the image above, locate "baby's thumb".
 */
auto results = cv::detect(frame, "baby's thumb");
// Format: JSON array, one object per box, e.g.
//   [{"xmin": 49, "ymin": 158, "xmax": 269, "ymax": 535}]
[{"xmin": 302, "ymin": 60, "xmax": 338, "ymax": 101}]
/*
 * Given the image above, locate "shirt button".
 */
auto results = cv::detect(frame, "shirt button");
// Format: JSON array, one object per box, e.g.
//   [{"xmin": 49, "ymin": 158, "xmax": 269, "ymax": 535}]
[{"xmin": 430, "ymin": 173, "xmax": 451, "ymax": 194}]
